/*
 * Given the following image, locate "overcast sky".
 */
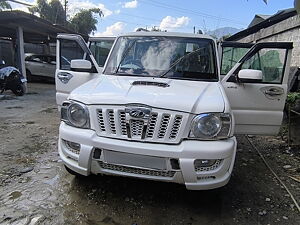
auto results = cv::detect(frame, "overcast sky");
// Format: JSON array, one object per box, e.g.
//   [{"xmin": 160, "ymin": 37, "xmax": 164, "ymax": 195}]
[{"xmin": 10, "ymin": 0, "xmax": 295, "ymax": 36}]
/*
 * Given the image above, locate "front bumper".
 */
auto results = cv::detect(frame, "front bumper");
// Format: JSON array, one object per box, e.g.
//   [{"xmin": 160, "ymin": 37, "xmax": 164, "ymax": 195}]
[{"xmin": 59, "ymin": 123, "xmax": 237, "ymax": 190}]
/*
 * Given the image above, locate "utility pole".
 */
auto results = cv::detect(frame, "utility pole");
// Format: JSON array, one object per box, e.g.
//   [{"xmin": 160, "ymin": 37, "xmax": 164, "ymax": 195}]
[
  {"xmin": 64, "ymin": 0, "xmax": 68, "ymax": 24},
  {"xmin": 193, "ymin": 26, "xmax": 195, "ymax": 34}
]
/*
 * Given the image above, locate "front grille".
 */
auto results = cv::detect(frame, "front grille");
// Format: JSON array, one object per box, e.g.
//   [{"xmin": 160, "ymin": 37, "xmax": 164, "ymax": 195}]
[
  {"xmin": 99, "ymin": 162, "xmax": 176, "ymax": 178},
  {"xmin": 94, "ymin": 106, "xmax": 187, "ymax": 143},
  {"xmin": 194, "ymin": 160, "xmax": 223, "ymax": 172}
]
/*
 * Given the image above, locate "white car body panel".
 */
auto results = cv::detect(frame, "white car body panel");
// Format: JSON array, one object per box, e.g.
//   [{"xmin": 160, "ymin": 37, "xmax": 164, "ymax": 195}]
[{"xmin": 69, "ymin": 76, "xmax": 225, "ymax": 114}]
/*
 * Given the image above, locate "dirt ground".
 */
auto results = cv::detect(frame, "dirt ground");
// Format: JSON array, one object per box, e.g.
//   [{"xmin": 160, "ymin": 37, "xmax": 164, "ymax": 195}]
[{"xmin": 0, "ymin": 83, "xmax": 299, "ymax": 225}]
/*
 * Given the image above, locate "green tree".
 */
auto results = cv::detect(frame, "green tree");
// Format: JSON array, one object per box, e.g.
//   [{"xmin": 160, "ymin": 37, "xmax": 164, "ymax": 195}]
[
  {"xmin": 29, "ymin": 0, "xmax": 103, "ymax": 35},
  {"xmin": 29, "ymin": 0, "xmax": 66, "ymax": 25},
  {"xmin": 0, "ymin": 1, "xmax": 11, "ymax": 11},
  {"xmin": 70, "ymin": 8, "xmax": 103, "ymax": 35}
]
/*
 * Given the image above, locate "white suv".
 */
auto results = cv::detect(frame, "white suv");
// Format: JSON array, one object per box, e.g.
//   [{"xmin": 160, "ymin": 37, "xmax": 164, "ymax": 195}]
[{"xmin": 55, "ymin": 32, "xmax": 292, "ymax": 190}]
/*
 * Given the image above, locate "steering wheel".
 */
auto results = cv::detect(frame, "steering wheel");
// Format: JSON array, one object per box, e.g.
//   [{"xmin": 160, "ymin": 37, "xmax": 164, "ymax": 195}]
[{"xmin": 122, "ymin": 59, "xmax": 143, "ymax": 69}]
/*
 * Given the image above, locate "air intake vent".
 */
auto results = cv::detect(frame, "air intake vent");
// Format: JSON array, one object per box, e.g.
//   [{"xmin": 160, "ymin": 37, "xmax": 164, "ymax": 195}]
[{"xmin": 132, "ymin": 81, "xmax": 169, "ymax": 87}]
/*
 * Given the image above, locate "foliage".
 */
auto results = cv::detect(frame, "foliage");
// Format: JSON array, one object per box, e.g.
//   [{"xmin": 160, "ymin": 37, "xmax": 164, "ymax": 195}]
[
  {"xmin": 29, "ymin": 0, "xmax": 66, "ymax": 25},
  {"xmin": 287, "ymin": 92, "xmax": 300, "ymax": 105},
  {"xmin": 70, "ymin": 8, "xmax": 103, "ymax": 35},
  {"xmin": 151, "ymin": 26, "xmax": 163, "ymax": 32},
  {"xmin": 0, "ymin": 1, "xmax": 11, "ymax": 11},
  {"xmin": 29, "ymin": 0, "xmax": 103, "ymax": 35}
]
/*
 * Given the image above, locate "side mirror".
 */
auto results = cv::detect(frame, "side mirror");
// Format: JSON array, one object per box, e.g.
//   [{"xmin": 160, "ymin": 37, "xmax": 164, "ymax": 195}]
[
  {"xmin": 70, "ymin": 59, "xmax": 92, "ymax": 72},
  {"xmin": 238, "ymin": 69, "xmax": 263, "ymax": 83}
]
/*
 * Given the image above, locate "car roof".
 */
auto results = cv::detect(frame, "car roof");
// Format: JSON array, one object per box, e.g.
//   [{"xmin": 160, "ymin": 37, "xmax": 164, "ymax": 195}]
[{"xmin": 117, "ymin": 32, "xmax": 215, "ymax": 40}]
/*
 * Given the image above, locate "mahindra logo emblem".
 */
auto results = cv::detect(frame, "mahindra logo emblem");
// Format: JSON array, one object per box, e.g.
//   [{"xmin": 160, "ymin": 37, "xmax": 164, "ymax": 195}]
[
  {"xmin": 125, "ymin": 107, "xmax": 151, "ymax": 119},
  {"xmin": 129, "ymin": 109, "xmax": 145, "ymax": 118}
]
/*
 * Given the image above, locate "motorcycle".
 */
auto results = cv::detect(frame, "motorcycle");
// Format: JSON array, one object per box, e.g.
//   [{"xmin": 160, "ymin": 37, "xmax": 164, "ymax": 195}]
[{"xmin": 0, "ymin": 60, "xmax": 27, "ymax": 96}]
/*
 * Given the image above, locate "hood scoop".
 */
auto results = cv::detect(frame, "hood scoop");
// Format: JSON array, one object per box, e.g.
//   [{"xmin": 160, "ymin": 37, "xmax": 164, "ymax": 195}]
[{"xmin": 132, "ymin": 80, "xmax": 170, "ymax": 87}]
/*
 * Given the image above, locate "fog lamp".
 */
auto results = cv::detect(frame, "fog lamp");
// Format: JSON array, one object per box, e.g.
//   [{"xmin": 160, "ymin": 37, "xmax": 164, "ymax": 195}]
[
  {"xmin": 194, "ymin": 159, "xmax": 217, "ymax": 168},
  {"xmin": 64, "ymin": 140, "xmax": 81, "ymax": 155}
]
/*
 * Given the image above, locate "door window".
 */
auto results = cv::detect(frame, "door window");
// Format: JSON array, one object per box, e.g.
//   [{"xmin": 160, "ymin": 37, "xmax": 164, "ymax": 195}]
[
  {"xmin": 221, "ymin": 47, "xmax": 249, "ymax": 75},
  {"xmin": 60, "ymin": 39, "xmax": 85, "ymax": 70},
  {"xmin": 90, "ymin": 40, "xmax": 114, "ymax": 67},
  {"xmin": 240, "ymin": 48, "xmax": 287, "ymax": 84}
]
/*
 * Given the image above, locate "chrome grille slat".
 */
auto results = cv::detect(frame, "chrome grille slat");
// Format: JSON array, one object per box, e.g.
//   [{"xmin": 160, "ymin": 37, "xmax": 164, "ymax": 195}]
[
  {"xmin": 169, "ymin": 115, "xmax": 183, "ymax": 139},
  {"xmin": 108, "ymin": 110, "xmax": 116, "ymax": 134},
  {"xmin": 95, "ymin": 106, "xmax": 185, "ymax": 143},
  {"xmin": 145, "ymin": 113, "xmax": 158, "ymax": 138},
  {"xmin": 158, "ymin": 114, "xmax": 171, "ymax": 139},
  {"xmin": 119, "ymin": 111, "xmax": 127, "ymax": 136},
  {"xmin": 97, "ymin": 110, "xmax": 106, "ymax": 132}
]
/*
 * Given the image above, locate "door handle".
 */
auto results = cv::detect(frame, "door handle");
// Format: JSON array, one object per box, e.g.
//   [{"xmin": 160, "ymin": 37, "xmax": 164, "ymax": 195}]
[
  {"xmin": 264, "ymin": 88, "xmax": 284, "ymax": 96},
  {"xmin": 57, "ymin": 72, "xmax": 73, "ymax": 84}
]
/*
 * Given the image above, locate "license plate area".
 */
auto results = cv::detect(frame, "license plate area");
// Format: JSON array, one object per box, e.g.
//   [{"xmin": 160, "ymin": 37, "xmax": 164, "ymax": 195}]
[{"xmin": 103, "ymin": 150, "xmax": 167, "ymax": 170}]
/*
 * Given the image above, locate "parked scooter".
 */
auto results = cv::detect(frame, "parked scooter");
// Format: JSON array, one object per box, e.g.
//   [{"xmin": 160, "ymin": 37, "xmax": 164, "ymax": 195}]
[{"xmin": 0, "ymin": 60, "xmax": 27, "ymax": 96}]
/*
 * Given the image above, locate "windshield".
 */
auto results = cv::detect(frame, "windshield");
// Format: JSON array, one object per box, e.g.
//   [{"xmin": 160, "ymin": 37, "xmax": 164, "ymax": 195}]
[{"xmin": 104, "ymin": 36, "xmax": 218, "ymax": 81}]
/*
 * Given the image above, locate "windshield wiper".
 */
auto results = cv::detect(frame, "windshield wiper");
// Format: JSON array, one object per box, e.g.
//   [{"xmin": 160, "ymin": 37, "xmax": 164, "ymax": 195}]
[
  {"xmin": 160, "ymin": 48, "xmax": 203, "ymax": 78},
  {"xmin": 114, "ymin": 40, "xmax": 137, "ymax": 74}
]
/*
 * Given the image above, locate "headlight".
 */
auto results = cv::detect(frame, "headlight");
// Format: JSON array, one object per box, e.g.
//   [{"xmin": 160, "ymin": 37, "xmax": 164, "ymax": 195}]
[
  {"xmin": 190, "ymin": 113, "xmax": 231, "ymax": 140},
  {"xmin": 61, "ymin": 101, "xmax": 90, "ymax": 128}
]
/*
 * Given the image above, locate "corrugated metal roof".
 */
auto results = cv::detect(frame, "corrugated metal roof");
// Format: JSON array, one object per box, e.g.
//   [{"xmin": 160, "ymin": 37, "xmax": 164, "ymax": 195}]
[{"xmin": 0, "ymin": 10, "xmax": 85, "ymax": 43}]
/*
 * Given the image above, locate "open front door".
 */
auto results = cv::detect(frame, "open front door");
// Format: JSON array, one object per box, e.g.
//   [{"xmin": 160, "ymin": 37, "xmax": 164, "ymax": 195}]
[
  {"xmin": 55, "ymin": 34, "xmax": 101, "ymax": 108},
  {"xmin": 221, "ymin": 42, "xmax": 293, "ymax": 135}
]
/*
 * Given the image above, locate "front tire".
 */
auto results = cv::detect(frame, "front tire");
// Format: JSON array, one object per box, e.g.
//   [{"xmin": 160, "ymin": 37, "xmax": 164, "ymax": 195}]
[
  {"xmin": 11, "ymin": 83, "xmax": 26, "ymax": 96},
  {"xmin": 64, "ymin": 165, "xmax": 84, "ymax": 177}
]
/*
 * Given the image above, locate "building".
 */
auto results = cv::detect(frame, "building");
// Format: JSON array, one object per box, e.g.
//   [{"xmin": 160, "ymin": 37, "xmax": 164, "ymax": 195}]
[
  {"xmin": 227, "ymin": 8, "xmax": 300, "ymax": 90},
  {"xmin": 227, "ymin": 8, "xmax": 299, "ymax": 68}
]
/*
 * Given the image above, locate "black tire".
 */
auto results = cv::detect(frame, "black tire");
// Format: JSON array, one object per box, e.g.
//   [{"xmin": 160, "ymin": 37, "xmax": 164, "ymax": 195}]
[
  {"xmin": 64, "ymin": 165, "xmax": 84, "ymax": 177},
  {"xmin": 11, "ymin": 83, "xmax": 26, "ymax": 96},
  {"xmin": 26, "ymin": 69, "xmax": 33, "ymax": 82}
]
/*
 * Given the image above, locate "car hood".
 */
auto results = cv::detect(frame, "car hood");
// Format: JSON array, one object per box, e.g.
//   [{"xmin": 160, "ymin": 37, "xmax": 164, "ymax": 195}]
[{"xmin": 69, "ymin": 75, "xmax": 225, "ymax": 114}]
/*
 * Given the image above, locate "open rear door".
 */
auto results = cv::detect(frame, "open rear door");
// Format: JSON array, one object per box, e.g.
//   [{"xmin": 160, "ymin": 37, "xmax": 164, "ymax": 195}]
[
  {"xmin": 55, "ymin": 34, "xmax": 101, "ymax": 108},
  {"xmin": 221, "ymin": 42, "xmax": 293, "ymax": 135}
]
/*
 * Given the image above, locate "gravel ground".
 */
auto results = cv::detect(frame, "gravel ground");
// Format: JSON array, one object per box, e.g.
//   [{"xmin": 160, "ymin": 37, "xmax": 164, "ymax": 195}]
[{"xmin": 0, "ymin": 83, "xmax": 299, "ymax": 225}]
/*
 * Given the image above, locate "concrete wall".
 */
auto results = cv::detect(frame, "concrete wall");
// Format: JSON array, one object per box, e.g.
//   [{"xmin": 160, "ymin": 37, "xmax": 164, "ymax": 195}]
[{"xmin": 236, "ymin": 14, "xmax": 300, "ymax": 68}]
